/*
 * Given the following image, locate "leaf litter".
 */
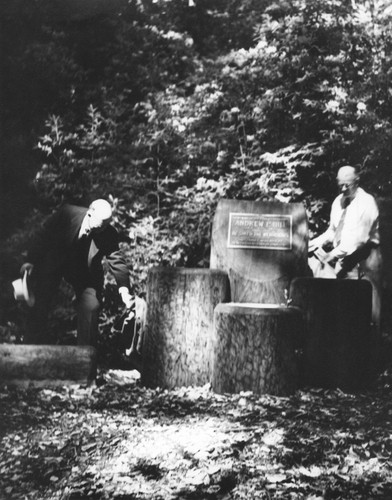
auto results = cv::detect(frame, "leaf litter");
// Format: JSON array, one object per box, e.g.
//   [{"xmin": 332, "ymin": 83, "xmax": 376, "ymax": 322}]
[{"xmin": 1, "ymin": 366, "xmax": 392, "ymax": 499}]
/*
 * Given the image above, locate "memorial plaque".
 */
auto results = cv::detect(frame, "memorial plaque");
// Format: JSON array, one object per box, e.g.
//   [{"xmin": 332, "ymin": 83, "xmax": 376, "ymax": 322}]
[
  {"xmin": 210, "ymin": 199, "xmax": 309, "ymax": 303},
  {"xmin": 228, "ymin": 213, "xmax": 292, "ymax": 250}
]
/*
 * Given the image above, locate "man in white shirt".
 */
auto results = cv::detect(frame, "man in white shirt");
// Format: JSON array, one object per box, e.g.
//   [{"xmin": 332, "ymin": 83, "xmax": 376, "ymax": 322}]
[{"xmin": 309, "ymin": 166, "xmax": 383, "ymax": 331}]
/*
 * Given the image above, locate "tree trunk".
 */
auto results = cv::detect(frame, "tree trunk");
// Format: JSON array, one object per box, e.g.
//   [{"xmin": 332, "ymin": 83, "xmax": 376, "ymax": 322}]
[
  {"xmin": 0, "ymin": 345, "xmax": 96, "ymax": 386},
  {"xmin": 212, "ymin": 303, "xmax": 301, "ymax": 396},
  {"xmin": 141, "ymin": 267, "xmax": 230, "ymax": 389},
  {"xmin": 289, "ymin": 277, "xmax": 372, "ymax": 391}
]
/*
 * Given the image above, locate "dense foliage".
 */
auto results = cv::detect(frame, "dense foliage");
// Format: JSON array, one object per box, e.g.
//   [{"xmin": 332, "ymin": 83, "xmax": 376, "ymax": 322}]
[{"xmin": 1, "ymin": 0, "xmax": 392, "ymax": 358}]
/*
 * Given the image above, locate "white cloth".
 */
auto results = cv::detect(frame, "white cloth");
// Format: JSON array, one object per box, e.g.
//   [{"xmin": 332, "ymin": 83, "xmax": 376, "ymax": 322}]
[{"xmin": 312, "ymin": 187, "xmax": 380, "ymax": 260}]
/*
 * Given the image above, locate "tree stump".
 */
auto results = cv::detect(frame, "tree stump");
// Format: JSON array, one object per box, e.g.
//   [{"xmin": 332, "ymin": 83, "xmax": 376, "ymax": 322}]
[
  {"xmin": 212, "ymin": 303, "xmax": 301, "ymax": 396},
  {"xmin": 289, "ymin": 277, "xmax": 372, "ymax": 391},
  {"xmin": 378, "ymin": 197, "xmax": 392, "ymax": 290},
  {"xmin": 141, "ymin": 267, "xmax": 230, "ymax": 389},
  {"xmin": 0, "ymin": 344, "xmax": 96, "ymax": 386},
  {"xmin": 210, "ymin": 199, "xmax": 309, "ymax": 303},
  {"xmin": 378, "ymin": 197, "xmax": 392, "ymax": 332}
]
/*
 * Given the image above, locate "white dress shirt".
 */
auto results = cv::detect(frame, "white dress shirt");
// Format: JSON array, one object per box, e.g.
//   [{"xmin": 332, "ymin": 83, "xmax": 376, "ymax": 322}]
[{"xmin": 314, "ymin": 187, "xmax": 380, "ymax": 260}]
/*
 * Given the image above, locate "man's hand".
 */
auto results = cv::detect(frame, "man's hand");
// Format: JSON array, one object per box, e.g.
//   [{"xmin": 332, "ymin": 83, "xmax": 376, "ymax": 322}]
[
  {"xmin": 314, "ymin": 247, "xmax": 336, "ymax": 266},
  {"xmin": 20, "ymin": 262, "xmax": 34, "ymax": 277},
  {"xmin": 119, "ymin": 287, "xmax": 134, "ymax": 310},
  {"xmin": 323, "ymin": 252, "xmax": 337, "ymax": 264}
]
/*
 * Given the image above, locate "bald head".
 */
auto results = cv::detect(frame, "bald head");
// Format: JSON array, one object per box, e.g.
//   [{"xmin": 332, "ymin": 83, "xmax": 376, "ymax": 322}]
[
  {"xmin": 86, "ymin": 199, "xmax": 112, "ymax": 233},
  {"xmin": 337, "ymin": 166, "xmax": 358, "ymax": 184},
  {"xmin": 89, "ymin": 199, "xmax": 112, "ymax": 220}
]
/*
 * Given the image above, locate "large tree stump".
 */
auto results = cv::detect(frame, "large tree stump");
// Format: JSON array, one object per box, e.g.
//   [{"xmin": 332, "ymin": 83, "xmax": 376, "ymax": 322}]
[
  {"xmin": 210, "ymin": 199, "xmax": 309, "ymax": 303},
  {"xmin": 0, "ymin": 345, "xmax": 96, "ymax": 386},
  {"xmin": 141, "ymin": 267, "xmax": 230, "ymax": 389},
  {"xmin": 378, "ymin": 197, "xmax": 392, "ymax": 332},
  {"xmin": 289, "ymin": 278, "xmax": 372, "ymax": 391},
  {"xmin": 378, "ymin": 197, "xmax": 392, "ymax": 290},
  {"xmin": 212, "ymin": 303, "xmax": 301, "ymax": 396}
]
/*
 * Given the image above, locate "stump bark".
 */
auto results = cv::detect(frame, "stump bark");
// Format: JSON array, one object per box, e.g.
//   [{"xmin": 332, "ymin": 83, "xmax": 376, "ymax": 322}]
[
  {"xmin": 141, "ymin": 267, "xmax": 230, "ymax": 389},
  {"xmin": 212, "ymin": 303, "xmax": 301, "ymax": 396},
  {"xmin": 0, "ymin": 344, "xmax": 96, "ymax": 386},
  {"xmin": 289, "ymin": 277, "xmax": 372, "ymax": 391}
]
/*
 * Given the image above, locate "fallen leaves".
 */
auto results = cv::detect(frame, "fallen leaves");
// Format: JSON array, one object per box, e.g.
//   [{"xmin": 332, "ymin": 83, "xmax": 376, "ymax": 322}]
[
  {"xmin": 1, "ymin": 369, "xmax": 392, "ymax": 499},
  {"xmin": 297, "ymin": 465, "xmax": 323, "ymax": 478}
]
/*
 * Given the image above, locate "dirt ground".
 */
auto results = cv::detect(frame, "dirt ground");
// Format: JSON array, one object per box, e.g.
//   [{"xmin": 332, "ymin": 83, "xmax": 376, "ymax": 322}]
[{"xmin": 1, "ymin": 366, "xmax": 392, "ymax": 500}]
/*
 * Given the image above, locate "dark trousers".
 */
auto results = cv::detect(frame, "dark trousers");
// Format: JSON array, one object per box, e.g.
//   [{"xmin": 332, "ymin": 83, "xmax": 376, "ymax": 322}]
[
  {"xmin": 75, "ymin": 287, "xmax": 100, "ymax": 346},
  {"xmin": 25, "ymin": 269, "xmax": 100, "ymax": 346}
]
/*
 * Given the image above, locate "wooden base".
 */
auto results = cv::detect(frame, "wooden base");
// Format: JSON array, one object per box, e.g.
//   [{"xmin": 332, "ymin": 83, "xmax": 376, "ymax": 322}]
[
  {"xmin": 212, "ymin": 303, "xmax": 301, "ymax": 396},
  {"xmin": 0, "ymin": 344, "xmax": 97, "ymax": 386},
  {"xmin": 141, "ymin": 267, "xmax": 230, "ymax": 389}
]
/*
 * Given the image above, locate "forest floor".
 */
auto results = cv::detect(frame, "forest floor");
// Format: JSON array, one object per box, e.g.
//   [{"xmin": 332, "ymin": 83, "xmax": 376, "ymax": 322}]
[{"xmin": 1, "ymin": 365, "xmax": 392, "ymax": 500}]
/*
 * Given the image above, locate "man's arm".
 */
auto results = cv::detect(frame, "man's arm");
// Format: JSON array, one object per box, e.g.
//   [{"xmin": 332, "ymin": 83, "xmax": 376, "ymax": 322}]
[
  {"xmin": 308, "ymin": 227, "xmax": 334, "ymax": 254},
  {"xmin": 103, "ymin": 227, "xmax": 133, "ymax": 309}
]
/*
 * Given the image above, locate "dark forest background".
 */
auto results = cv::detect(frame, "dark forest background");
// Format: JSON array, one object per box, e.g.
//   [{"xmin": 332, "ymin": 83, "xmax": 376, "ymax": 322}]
[{"xmin": 1, "ymin": 0, "xmax": 392, "ymax": 364}]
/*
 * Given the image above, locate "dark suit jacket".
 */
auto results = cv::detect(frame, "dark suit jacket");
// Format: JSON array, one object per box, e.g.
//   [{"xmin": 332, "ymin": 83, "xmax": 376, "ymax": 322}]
[{"xmin": 27, "ymin": 204, "xmax": 130, "ymax": 291}]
